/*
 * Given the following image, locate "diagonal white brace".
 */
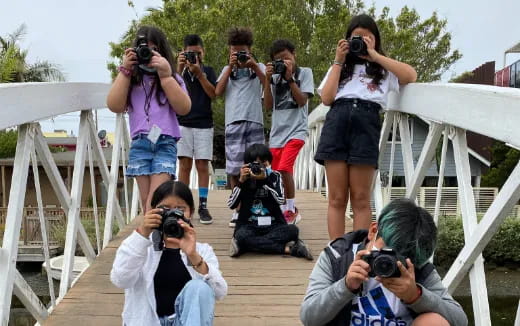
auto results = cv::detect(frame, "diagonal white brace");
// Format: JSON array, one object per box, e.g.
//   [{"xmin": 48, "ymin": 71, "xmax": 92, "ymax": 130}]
[{"xmin": 0, "ymin": 124, "xmax": 34, "ymax": 325}]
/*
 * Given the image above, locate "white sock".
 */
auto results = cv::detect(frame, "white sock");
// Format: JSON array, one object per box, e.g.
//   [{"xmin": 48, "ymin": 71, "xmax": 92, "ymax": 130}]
[
  {"xmin": 287, "ymin": 199, "xmax": 295, "ymax": 212},
  {"xmin": 232, "ymin": 211, "xmax": 239, "ymax": 220},
  {"xmin": 280, "ymin": 204, "xmax": 287, "ymax": 212}
]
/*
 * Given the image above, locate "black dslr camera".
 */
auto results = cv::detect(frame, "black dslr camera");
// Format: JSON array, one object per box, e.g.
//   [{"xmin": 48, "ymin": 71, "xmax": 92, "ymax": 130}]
[
  {"xmin": 273, "ymin": 59, "xmax": 286, "ymax": 75},
  {"xmin": 135, "ymin": 35, "xmax": 153, "ymax": 64},
  {"xmin": 248, "ymin": 162, "xmax": 266, "ymax": 180},
  {"xmin": 348, "ymin": 36, "xmax": 368, "ymax": 56},
  {"xmin": 362, "ymin": 248, "xmax": 405, "ymax": 278},
  {"xmin": 152, "ymin": 207, "xmax": 192, "ymax": 251},
  {"xmin": 184, "ymin": 51, "xmax": 198, "ymax": 64},
  {"xmin": 236, "ymin": 51, "xmax": 250, "ymax": 63}
]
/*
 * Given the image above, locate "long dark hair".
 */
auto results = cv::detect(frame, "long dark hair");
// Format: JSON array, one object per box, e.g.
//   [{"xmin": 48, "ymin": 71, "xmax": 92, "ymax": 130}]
[
  {"xmin": 128, "ymin": 26, "xmax": 177, "ymax": 110},
  {"xmin": 150, "ymin": 181, "xmax": 195, "ymax": 217},
  {"xmin": 340, "ymin": 14, "xmax": 386, "ymax": 86}
]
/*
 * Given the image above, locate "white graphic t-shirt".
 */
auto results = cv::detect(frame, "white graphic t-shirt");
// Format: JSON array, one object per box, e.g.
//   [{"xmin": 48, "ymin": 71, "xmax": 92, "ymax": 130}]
[
  {"xmin": 317, "ymin": 64, "xmax": 399, "ymax": 108},
  {"xmin": 350, "ymin": 244, "xmax": 413, "ymax": 326},
  {"xmin": 350, "ymin": 279, "xmax": 413, "ymax": 326}
]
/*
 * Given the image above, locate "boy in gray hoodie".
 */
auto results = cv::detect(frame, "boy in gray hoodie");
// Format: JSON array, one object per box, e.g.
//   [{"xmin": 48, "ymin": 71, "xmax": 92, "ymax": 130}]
[{"xmin": 300, "ymin": 199, "xmax": 467, "ymax": 326}]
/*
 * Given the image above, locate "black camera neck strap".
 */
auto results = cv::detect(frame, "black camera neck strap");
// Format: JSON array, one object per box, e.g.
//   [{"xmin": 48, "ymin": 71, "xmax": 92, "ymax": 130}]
[
  {"xmin": 270, "ymin": 66, "xmax": 301, "ymax": 85},
  {"xmin": 141, "ymin": 77, "xmax": 156, "ymax": 124}
]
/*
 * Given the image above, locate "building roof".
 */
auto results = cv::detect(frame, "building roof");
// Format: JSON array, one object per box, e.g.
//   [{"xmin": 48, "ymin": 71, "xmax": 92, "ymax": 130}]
[
  {"xmin": 505, "ymin": 41, "xmax": 520, "ymax": 54},
  {"xmin": 0, "ymin": 147, "xmax": 123, "ymax": 166},
  {"xmin": 45, "ymin": 136, "xmax": 77, "ymax": 146}
]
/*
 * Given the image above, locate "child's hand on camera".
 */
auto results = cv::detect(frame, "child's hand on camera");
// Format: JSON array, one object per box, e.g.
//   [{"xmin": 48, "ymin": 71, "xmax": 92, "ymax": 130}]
[
  {"xmin": 345, "ymin": 249, "xmax": 371, "ymax": 292},
  {"xmin": 239, "ymin": 164, "xmax": 251, "ymax": 184},
  {"xmin": 335, "ymin": 39, "xmax": 349, "ymax": 65},
  {"xmin": 283, "ymin": 59, "xmax": 293, "ymax": 81},
  {"xmin": 245, "ymin": 55, "xmax": 257, "ymax": 69},
  {"xmin": 138, "ymin": 208, "xmax": 163, "ymax": 238},
  {"xmin": 360, "ymin": 35, "xmax": 380, "ymax": 63},
  {"xmin": 122, "ymin": 48, "xmax": 137, "ymax": 71},
  {"xmin": 265, "ymin": 62, "xmax": 274, "ymax": 80},
  {"xmin": 187, "ymin": 56, "xmax": 202, "ymax": 76},
  {"xmin": 229, "ymin": 53, "xmax": 238, "ymax": 67},
  {"xmin": 149, "ymin": 50, "xmax": 172, "ymax": 79},
  {"xmin": 177, "ymin": 53, "xmax": 186, "ymax": 70},
  {"xmin": 165, "ymin": 220, "xmax": 197, "ymax": 256}
]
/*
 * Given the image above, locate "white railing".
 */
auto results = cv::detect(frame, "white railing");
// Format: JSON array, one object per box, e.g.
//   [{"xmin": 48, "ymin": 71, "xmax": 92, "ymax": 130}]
[
  {"xmin": 294, "ymin": 83, "xmax": 520, "ymax": 326},
  {"xmin": 0, "ymin": 82, "xmax": 140, "ymax": 325}
]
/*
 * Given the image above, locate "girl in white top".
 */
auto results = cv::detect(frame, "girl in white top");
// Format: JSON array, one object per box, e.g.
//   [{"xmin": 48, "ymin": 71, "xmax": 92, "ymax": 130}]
[
  {"xmin": 314, "ymin": 14, "xmax": 417, "ymax": 240},
  {"xmin": 111, "ymin": 180, "xmax": 227, "ymax": 326}
]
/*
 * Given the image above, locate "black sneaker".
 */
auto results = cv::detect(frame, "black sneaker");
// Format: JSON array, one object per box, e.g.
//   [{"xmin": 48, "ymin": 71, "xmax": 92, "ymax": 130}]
[
  {"xmin": 290, "ymin": 239, "xmax": 314, "ymax": 260},
  {"xmin": 198, "ymin": 207, "xmax": 213, "ymax": 224}
]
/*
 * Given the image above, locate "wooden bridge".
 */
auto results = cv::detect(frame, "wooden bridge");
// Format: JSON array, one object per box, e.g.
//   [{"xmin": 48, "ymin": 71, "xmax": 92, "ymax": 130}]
[{"xmin": 43, "ymin": 190, "xmax": 343, "ymax": 326}]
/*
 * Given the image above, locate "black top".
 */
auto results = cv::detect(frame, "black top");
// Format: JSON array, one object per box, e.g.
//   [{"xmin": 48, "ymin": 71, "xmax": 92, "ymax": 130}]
[
  {"xmin": 228, "ymin": 171, "xmax": 286, "ymax": 228},
  {"xmin": 153, "ymin": 248, "xmax": 192, "ymax": 317},
  {"xmin": 177, "ymin": 65, "xmax": 217, "ymax": 128}
]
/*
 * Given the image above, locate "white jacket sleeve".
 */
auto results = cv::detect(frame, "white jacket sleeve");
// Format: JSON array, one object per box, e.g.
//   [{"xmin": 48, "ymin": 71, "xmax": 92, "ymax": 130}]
[
  {"xmin": 110, "ymin": 231, "xmax": 151, "ymax": 289},
  {"xmin": 196, "ymin": 243, "xmax": 228, "ymax": 300}
]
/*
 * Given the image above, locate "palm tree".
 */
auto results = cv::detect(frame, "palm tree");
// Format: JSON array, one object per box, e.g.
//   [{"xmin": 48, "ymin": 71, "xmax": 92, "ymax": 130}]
[{"xmin": 0, "ymin": 24, "xmax": 65, "ymax": 83}]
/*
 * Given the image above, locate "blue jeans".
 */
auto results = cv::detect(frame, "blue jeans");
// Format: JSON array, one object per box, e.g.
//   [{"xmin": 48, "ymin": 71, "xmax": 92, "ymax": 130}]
[
  {"xmin": 158, "ymin": 280, "xmax": 215, "ymax": 326},
  {"xmin": 126, "ymin": 134, "xmax": 177, "ymax": 177}
]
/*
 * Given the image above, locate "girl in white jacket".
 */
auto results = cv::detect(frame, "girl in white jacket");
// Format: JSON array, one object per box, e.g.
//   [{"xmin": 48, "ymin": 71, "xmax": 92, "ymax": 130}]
[{"xmin": 111, "ymin": 180, "xmax": 227, "ymax": 326}]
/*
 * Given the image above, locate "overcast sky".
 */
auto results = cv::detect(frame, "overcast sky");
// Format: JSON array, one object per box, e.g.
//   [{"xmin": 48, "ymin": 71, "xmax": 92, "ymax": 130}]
[{"xmin": 1, "ymin": 0, "xmax": 519, "ymax": 133}]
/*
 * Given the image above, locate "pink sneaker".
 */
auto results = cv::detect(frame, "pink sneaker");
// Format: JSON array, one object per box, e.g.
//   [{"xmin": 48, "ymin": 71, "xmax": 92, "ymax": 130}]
[{"xmin": 284, "ymin": 207, "xmax": 301, "ymax": 224}]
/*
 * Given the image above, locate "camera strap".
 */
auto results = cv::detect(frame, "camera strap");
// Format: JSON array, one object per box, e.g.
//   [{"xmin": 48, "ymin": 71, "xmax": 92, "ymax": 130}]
[{"xmin": 141, "ymin": 78, "xmax": 155, "ymax": 125}]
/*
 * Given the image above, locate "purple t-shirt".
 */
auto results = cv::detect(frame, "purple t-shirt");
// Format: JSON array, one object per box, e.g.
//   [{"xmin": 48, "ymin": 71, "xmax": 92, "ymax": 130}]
[{"xmin": 128, "ymin": 74, "xmax": 187, "ymax": 139}]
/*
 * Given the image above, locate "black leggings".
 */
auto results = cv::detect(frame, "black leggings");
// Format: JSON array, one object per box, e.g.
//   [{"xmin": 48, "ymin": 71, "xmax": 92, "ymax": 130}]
[{"xmin": 234, "ymin": 223, "xmax": 299, "ymax": 254}]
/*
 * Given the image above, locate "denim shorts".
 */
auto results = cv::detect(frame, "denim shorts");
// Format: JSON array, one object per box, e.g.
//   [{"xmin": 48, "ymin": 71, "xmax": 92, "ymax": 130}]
[
  {"xmin": 314, "ymin": 98, "xmax": 382, "ymax": 167},
  {"xmin": 126, "ymin": 134, "xmax": 177, "ymax": 177}
]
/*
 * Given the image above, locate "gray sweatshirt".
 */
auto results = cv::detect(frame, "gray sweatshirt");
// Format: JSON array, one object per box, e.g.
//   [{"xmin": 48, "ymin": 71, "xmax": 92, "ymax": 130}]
[{"xmin": 300, "ymin": 251, "xmax": 468, "ymax": 326}]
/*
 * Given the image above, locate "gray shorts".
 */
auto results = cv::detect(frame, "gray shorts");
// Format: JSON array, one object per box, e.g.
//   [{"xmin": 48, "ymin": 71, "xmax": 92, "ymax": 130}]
[
  {"xmin": 177, "ymin": 126, "xmax": 214, "ymax": 160},
  {"xmin": 225, "ymin": 121, "xmax": 264, "ymax": 175}
]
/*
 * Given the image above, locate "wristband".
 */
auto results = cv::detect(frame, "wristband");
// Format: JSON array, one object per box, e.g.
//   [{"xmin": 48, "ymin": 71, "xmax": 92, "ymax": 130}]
[
  {"xmin": 118, "ymin": 65, "xmax": 132, "ymax": 77},
  {"xmin": 333, "ymin": 61, "xmax": 344, "ymax": 66},
  {"xmin": 193, "ymin": 256, "xmax": 204, "ymax": 268}
]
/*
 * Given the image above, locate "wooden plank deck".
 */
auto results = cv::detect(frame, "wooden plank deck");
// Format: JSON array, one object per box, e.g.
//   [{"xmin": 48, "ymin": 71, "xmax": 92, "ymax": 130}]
[{"xmin": 44, "ymin": 190, "xmax": 352, "ymax": 326}]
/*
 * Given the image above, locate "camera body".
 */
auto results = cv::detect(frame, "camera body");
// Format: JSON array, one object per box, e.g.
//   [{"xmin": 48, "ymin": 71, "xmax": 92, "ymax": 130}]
[
  {"xmin": 236, "ymin": 51, "xmax": 250, "ymax": 63},
  {"xmin": 349, "ymin": 36, "xmax": 368, "ymax": 56},
  {"xmin": 248, "ymin": 162, "xmax": 266, "ymax": 180},
  {"xmin": 184, "ymin": 51, "xmax": 198, "ymax": 64},
  {"xmin": 273, "ymin": 59, "xmax": 286, "ymax": 75},
  {"xmin": 362, "ymin": 248, "xmax": 405, "ymax": 278},
  {"xmin": 135, "ymin": 35, "xmax": 153, "ymax": 65},
  {"xmin": 156, "ymin": 207, "xmax": 191, "ymax": 239}
]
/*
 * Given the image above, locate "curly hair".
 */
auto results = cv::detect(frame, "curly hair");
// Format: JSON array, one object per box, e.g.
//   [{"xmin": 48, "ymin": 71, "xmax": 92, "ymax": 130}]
[{"xmin": 227, "ymin": 27, "xmax": 253, "ymax": 47}]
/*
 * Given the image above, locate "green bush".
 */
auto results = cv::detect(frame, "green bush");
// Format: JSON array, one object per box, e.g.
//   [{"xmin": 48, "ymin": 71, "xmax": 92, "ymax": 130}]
[
  {"xmin": 51, "ymin": 218, "xmax": 120, "ymax": 255},
  {"xmin": 434, "ymin": 217, "xmax": 520, "ymax": 269}
]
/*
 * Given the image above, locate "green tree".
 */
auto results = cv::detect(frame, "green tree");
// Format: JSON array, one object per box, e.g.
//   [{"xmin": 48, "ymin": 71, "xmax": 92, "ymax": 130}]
[
  {"xmin": 482, "ymin": 142, "xmax": 520, "ymax": 188},
  {"xmin": 0, "ymin": 130, "xmax": 18, "ymax": 159},
  {"xmin": 0, "ymin": 24, "xmax": 65, "ymax": 83}
]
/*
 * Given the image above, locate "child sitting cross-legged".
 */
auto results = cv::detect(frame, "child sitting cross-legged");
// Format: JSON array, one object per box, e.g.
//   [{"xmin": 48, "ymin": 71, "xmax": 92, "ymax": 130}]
[{"xmin": 227, "ymin": 143, "xmax": 313, "ymax": 260}]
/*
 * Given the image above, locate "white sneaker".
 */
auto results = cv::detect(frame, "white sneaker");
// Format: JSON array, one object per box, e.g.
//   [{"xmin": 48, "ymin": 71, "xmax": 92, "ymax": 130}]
[{"xmin": 229, "ymin": 211, "xmax": 238, "ymax": 228}]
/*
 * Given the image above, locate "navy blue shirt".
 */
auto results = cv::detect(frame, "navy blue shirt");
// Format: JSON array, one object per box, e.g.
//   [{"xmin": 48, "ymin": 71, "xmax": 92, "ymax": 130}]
[{"xmin": 178, "ymin": 65, "xmax": 217, "ymax": 128}]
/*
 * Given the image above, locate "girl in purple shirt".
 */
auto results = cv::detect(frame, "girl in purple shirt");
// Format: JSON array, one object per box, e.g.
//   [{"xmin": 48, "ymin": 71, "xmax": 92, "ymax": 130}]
[{"xmin": 107, "ymin": 26, "xmax": 191, "ymax": 212}]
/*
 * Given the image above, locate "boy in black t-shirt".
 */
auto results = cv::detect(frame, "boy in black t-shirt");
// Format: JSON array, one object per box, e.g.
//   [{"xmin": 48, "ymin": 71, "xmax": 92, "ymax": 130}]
[
  {"xmin": 177, "ymin": 34, "xmax": 218, "ymax": 225},
  {"xmin": 227, "ymin": 144, "xmax": 313, "ymax": 260}
]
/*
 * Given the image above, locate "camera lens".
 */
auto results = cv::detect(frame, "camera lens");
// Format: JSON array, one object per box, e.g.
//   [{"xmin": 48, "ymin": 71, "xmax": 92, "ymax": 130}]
[
  {"xmin": 163, "ymin": 218, "xmax": 184, "ymax": 238},
  {"xmin": 137, "ymin": 46, "xmax": 152, "ymax": 64},
  {"xmin": 373, "ymin": 255, "xmax": 397, "ymax": 278}
]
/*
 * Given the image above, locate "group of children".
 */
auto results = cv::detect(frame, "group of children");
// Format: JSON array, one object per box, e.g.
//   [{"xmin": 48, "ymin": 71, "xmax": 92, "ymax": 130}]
[{"xmin": 108, "ymin": 14, "xmax": 466, "ymax": 326}]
